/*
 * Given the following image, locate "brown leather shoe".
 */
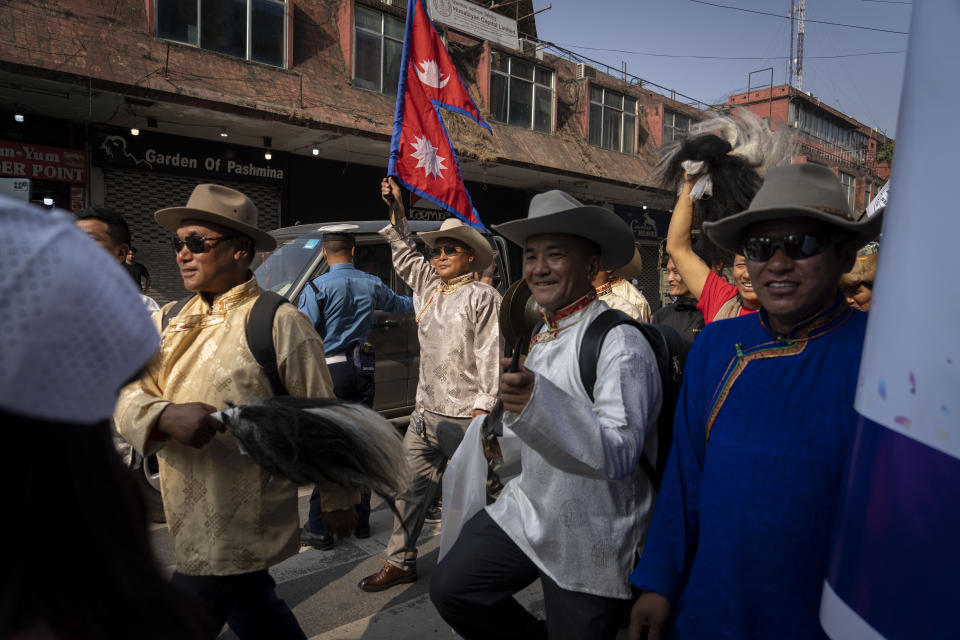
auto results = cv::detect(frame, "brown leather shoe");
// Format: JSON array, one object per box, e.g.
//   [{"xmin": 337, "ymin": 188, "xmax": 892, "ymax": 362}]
[{"xmin": 358, "ymin": 561, "xmax": 417, "ymax": 592}]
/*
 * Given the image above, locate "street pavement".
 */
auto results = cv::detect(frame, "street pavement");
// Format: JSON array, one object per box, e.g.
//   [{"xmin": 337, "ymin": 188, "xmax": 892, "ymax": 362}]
[{"xmin": 148, "ymin": 470, "xmax": 551, "ymax": 639}]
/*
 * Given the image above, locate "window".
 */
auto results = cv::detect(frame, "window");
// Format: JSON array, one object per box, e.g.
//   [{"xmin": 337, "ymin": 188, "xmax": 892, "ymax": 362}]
[
  {"xmin": 839, "ymin": 171, "xmax": 855, "ymax": 208},
  {"xmin": 663, "ymin": 110, "xmax": 692, "ymax": 144},
  {"xmin": 156, "ymin": 0, "xmax": 287, "ymax": 67},
  {"xmin": 864, "ymin": 182, "xmax": 872, "ymax": 207},
  {"xmin": 354, "ymin": 5, "xmax": 404, "ymax": 95},
  {"xmin": 588, "ymin": 87, "xmax": 637, "ymax": 154},
  {"xmin": 490, "ymin": 51, "xmax": 554, "ymax": 133}
]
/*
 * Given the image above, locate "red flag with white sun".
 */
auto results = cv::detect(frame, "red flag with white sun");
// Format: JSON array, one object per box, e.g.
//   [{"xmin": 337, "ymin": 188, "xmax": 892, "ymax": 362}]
[{"xmin": 387, "ymin": 0, "xmax": 491, "ymax": 231}]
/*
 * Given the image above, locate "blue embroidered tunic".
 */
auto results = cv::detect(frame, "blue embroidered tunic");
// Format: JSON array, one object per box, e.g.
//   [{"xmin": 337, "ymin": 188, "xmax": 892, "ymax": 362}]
[{"xmin": 630, "ymin": 297, "xmax": 865, "ymax": 639}]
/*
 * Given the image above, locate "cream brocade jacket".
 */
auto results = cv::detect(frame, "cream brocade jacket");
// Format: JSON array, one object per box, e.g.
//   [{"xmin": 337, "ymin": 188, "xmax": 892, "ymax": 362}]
[
  {"xmin": 115, "ymin": 277, "xmax": 356, "ymax": 576},
  {"xmin": 379, "ymin": 219, "xmax": 502, "ymax": 417}
]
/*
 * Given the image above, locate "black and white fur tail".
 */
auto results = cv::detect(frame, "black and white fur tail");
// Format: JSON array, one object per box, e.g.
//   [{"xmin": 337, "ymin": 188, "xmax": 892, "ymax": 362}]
[
  {"xmin": 655, "ymin": 109, "xmax": 798, "ymax": 225},
  {"xmin": 221, "ymin": 397, "xmax": 408, "ymax": 497}
]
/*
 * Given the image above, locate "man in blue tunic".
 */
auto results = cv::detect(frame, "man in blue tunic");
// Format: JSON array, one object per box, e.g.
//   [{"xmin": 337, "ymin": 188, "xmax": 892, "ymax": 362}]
[
  {"xmin": 629, "ymin": 163, "xmax": 884, "ymax": 640},
  {"xmin": 297, "ymin": 230, "xmax": 413, "ymax": 547}
]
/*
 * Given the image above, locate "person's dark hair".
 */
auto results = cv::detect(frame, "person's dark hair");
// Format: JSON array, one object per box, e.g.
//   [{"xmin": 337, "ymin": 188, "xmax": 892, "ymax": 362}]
[
  {"xmin": 323, "ymin": 234, "xmax": 356, "ymax": 257},
  {"xmin": 0, "ymin": 411, "xmax": 208, "ymax": 640},
  {"xmin": 128, "ymin": 246, "xmax": 138, "ymax": 256},
  {"xmin": 75, "ymin": 207, "xmax": 131, "ymax": 247}
]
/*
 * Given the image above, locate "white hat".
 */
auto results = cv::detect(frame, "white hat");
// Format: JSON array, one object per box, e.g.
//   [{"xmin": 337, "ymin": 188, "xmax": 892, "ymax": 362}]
[
  {"xmin": 0, "ymin": 198, "xmax": 160, "ymax": 424},
  {"xmin": 418, "ymin": 218, "xmax": 494, "ymax": 271},
  {"xmin": 493, "ymin": 190, "xmax": 635, "ymax": 269}
]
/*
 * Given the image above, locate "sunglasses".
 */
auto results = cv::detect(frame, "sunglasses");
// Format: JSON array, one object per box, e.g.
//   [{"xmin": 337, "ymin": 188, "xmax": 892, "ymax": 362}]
[
  {"xmin": 172, "ymin": 234, "xmax": 238, "ymax": 254},
  {"xmin": 740, "ymin": 233, "xmax": 839, "ymax": 263},
  {"xmin": 428, "ymin": 244, "xmax": 466, "ymax": 259}
]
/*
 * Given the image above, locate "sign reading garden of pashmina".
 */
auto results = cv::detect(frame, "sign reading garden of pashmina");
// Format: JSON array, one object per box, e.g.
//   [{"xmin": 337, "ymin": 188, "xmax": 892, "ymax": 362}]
[
  {"xmin": 92, "ymin": 127, "xmax": 285, "ymax": 183},
  {"xmin": 0, "ymin": 140, "xmax": 86, "ymax": 184},
  {"xmin": 426, "ymin": 0, "xmax": 519, "ymax": 51}
]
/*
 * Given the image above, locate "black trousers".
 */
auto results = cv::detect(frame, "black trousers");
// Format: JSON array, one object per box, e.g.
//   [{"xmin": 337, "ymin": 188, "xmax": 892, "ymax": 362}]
[
  {"xmin": 430, "ymin": 510, "xmax": 629, "ymax": 640},
  {"xmin": 170, "ymin": 570, "xmax": 306, "ymax": 640},
  {"xmin": 307, "ymin": 359, "xmax": 374, "ymax": 533}
]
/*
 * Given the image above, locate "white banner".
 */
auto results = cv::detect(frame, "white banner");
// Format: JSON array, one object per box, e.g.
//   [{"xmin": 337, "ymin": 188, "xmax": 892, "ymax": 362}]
[
  {"xmin": 427, "ymin": 0, "xmax": 519, "ymax": 51},
  {"xmin": 853, "ymin": 0, "xmax": 960, "ymax": 461},
  {"xmin": 864, "ymin": 181, "xmax": 888, "ymax": 219}
]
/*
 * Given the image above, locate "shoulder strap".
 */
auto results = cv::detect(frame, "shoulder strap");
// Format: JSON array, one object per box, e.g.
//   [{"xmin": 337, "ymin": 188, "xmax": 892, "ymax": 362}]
[
  {"xmin": 247, "ymin": 291, "xmax": 290, "ymax": 396},
  {"xmin": 579, "ymin": 309, "xmax": 644, "ymax": 402},
  {"xmin": 307, "ymin": 279, "xmax": 319, "ymax": 295},
  {"xmin": 579, "ymin": 309, "xmax": 687, "ymax": 491},
  {"xmin": 161, "ymin": 294, "xmax": 196, "ymax": 331}
]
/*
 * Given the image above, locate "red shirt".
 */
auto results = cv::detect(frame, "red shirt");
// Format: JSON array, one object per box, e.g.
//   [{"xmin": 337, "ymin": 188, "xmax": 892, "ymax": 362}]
[{"xmin": 697, "ymin": 270, "xmax": 758, "ymax": 324}]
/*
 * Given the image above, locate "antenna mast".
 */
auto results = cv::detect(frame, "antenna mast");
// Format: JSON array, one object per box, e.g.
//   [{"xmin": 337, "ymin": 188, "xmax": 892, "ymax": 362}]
[{"xmin": 795, "ymin": 0, "xmax": 806, "ymax": 91}]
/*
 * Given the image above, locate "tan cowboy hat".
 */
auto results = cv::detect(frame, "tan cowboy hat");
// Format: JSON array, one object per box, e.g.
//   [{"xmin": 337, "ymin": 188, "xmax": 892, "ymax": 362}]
[
  {"xmin": 703, "ymin": 163, "xmax": 884, "ymax": 254},
  {"xmin": 493, "ymin": 190, "xmax": 634, "ymax": 269},
  {"xmin": 155, "ymin": 184, "xmax": 277, "ymax": 252},
  {"xmin": 613, "ymin": 242, "xmax": 643, "ymax": 278},
  {"xmin": 418, "ymin": 217, "xmax": 494, "ymax": 271}
]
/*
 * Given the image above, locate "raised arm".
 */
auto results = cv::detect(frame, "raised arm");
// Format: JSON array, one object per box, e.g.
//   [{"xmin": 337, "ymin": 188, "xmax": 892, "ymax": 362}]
[
  {"xmin": 665, "ymin": 175, "xmax": 712, "ymax": 300},
  {"xmin": 378, "ymin": 177, "xmax": 440, "ymax": 295}
]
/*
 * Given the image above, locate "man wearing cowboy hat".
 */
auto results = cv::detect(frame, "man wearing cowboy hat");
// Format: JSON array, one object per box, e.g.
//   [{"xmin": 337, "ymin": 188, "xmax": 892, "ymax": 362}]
[
  {"xmin": 430, "ymin": 190, "xmax": 662, "ymax": 639},
  {"xmin": 114, "ymin": 184, "xmax": 358, "ymax": 639},
  {"xmin": 358, "ymin": 177, "xmax": 502, "ymax": 592},
  {"xmin": 629, "ymin": 163, "xmax": 883, "ymax": 640}
]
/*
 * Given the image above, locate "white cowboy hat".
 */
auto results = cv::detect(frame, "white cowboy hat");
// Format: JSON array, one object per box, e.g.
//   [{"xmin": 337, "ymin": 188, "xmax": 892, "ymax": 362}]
[
  {"xmin": 155, "ymin": 184, "xmax": 277, "ymax": 252},
  {"xmin": 493, "ymin": 190, "xmax": 634, "ymax": 269},
  {"xmin": 418, "ymin": 218, "xmax": 494, "ymax": 271},
  {"xmin": 703, "ymin": 163, "xmax": 884, "ymax": 254}
]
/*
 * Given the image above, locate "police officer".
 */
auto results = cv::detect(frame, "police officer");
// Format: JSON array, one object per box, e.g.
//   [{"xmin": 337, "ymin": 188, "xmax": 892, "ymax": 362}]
[{"xmin": 297, "ymin": 230, "xmax": 413, "ymax": 548}]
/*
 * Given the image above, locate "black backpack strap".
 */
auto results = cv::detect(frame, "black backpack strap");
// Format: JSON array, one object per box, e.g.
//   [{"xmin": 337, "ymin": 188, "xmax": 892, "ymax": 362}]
[
  {"xmin": 161, "ymin": 294, "xmax": 196, "ymax": 331},
  {"xmin": 580, "ymin": 309, "xmax": 685, "ymax": 491},
  {"xmin": 247, "ymin": 291, "xmax": 290, "ymax": 396}
]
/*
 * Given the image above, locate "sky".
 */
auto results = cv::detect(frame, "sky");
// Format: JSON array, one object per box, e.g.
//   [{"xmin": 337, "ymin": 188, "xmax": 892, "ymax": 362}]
[{"xmin": 534, "ymin": 0, "xmax": 910, "ymax": 136}]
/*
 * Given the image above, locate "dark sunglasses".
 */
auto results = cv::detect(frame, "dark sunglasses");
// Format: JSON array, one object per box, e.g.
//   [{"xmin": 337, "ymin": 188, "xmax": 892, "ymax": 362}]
[
  {"xmin": 740, "ymin": 233, "xmax": 839, "ymax": 263},
  {"xmin": 428, "ymin": 244, "xmax": 465, "ymax": 259},
  {"xmin": 172, "ymin": 234, "xmax": 238, "ymax": 254}
]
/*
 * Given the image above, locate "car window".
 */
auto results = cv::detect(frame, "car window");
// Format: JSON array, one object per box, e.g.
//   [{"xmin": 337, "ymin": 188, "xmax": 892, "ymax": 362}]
[
  {"xmin": 355, "ymin": 243, "xmax": 392, "ymax": 286},
  {"xmin": 253, "ymin": 236, "xmax": 322, "ymax": 296}
]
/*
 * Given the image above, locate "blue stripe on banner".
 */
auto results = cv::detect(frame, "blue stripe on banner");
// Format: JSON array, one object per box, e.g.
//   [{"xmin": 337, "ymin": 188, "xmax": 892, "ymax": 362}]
[{"xmin": 824, "ymin": 415, "xmax": 960, "ymax": 639}]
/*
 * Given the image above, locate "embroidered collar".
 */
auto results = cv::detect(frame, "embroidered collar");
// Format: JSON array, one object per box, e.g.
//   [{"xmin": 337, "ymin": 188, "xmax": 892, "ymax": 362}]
[
  {"xmin": 199, "ymin": 276, "xmax": 259, "ymax": 314},
  {"xmin": 416, "ymin": 273, "xmax": 475, "ymax": 324},
  {"xmin": 595, "ymin": 282, "xmax": 613, "ymax": 297},
  {"xmin": 437, "ymin": 272, "xmax": 475, "ymax": 292},
  {"xmin": 530, "ymin": 290, "xmax": 597, "ymax": 347},
  {"xmin": 759, "ymin": 294, "xmax": 852, "ymax": 342}
]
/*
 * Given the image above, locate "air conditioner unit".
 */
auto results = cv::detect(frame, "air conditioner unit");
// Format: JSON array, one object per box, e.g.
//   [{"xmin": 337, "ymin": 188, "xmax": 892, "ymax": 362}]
[{"xmin": 576, "ymin": 63, "xmax": 597, "ymax": 80}]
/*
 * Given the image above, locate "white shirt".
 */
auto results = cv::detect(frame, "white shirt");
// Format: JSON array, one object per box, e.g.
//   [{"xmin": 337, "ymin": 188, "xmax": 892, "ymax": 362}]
[{"xmin": 486, "ymin": 296, "xmax": 661, "ymax": 599}]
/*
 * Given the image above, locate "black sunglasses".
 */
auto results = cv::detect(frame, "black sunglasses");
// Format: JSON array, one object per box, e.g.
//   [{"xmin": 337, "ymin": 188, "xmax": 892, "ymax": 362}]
[
  {"xmin": 428, "ymin": 244, "xmax": 465, "ymax": 259},
  {"xmin": 740, "ymin": 233, "xmax": 839, "ymax": 263},
  {"xmin": 172, "ymin": 234, "xmax": 238, "ymax": 254}
]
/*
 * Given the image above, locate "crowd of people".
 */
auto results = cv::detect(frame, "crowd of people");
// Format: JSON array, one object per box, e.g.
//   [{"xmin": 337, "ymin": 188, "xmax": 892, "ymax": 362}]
[{"xmin": 1, "ymin": 147, "xmax": 884, "ymax": 639}]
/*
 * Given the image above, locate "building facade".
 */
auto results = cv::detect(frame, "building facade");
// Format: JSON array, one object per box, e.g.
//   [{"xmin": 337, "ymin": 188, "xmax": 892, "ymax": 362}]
[
  {"xmin": 0, "ymin": 0, "xmax": 712, "ymax": 305},
  {"xmin": 727, "ymin": 84, "xmax": 892, "ymax": 214}
]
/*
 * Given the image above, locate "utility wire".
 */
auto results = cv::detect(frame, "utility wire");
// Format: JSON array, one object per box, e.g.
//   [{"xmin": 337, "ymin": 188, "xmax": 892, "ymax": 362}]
[
  {"xmin": 689, "ymin": 0, "xmax": 909, "ymax": 35},
  {"xmin": 549, "ymin": 43, "xmax": 905, "ymax": 61},
  {"xmin": 861, "ymin": 0, "xmax": 911, "ymax": 4}
]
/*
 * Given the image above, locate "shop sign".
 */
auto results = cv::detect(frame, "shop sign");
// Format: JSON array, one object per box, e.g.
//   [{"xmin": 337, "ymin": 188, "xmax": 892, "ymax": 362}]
[
  {"xmin": 614, "ymin": 204, "xmax": 671, "ymax": 241},
  {"xmin": 409, "ymin": 195, "xmax": 449, "ymax": 221},
  {"xmin": 0, "ymin": 141, "xmax": 87, "ymax": 184},
  {"xmin": 427, "ymin": 0, "xmax": 519, "ymax": 51},
  {"xmin": 92, "ymin": 128, "xmax": 286, "ymax": 184}
]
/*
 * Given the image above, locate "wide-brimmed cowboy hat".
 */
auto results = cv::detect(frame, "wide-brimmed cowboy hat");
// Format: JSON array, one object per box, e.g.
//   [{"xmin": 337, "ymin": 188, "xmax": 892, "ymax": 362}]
[
  {"xmin": 418, "ymin": 218, "xmax": 494, "ymax": 271},
  {"xmin": 613, "ymin": 242, "xmax": 644, "ymax": 278},
  {"xmin": 155, "ymin": 184, "xmax": 277, "ymax": 252},
  {"xmin": 498, "ymin": 279, "xmax": 542, "ymax": 354},
  {"xmin": 703, "ymin": 163, "xmax": 884, "ymax": 254},
  {"xmin": 493, "ymin": 190, "xmax": 634, "ymax": 269}
]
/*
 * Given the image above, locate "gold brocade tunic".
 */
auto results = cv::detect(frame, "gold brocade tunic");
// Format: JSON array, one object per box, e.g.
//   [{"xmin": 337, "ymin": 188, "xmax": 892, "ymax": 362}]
[
  {"xmin": 380, "ymin": 220, "xmax": 502, "ymax": 417},
  {"xmin": 608, "ymin": 277, "xmax": 652, "ymax": 322},
  {"xmin": 115, "ymin": 277, "xmax": 355, "ymax": 576}
]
